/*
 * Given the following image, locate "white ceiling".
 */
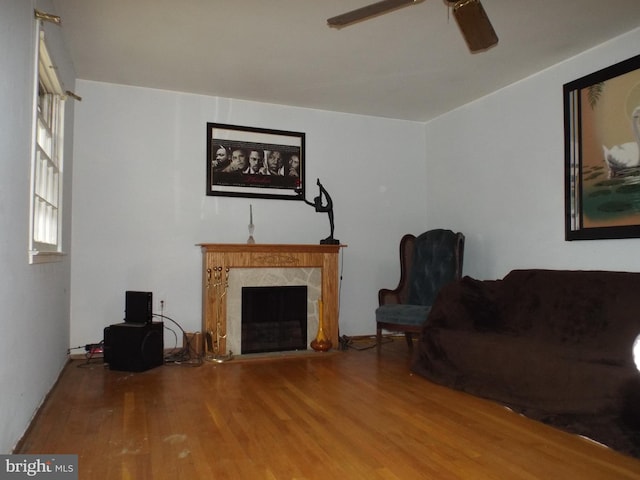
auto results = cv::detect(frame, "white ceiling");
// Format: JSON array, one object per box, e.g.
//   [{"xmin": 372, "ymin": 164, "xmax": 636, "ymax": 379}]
[{"xmin": 51, "ymin": 0, "xmax": 640, "ymax": 122}]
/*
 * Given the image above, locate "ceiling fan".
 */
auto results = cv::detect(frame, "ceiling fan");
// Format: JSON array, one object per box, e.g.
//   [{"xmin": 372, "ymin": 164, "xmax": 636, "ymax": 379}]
[{"xmin": 327, "ymin": 0, "xmax": 498, "ymax": 53}]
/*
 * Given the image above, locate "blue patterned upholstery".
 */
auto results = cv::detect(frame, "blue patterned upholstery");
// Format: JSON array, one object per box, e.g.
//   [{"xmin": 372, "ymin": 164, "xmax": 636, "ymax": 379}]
[
  {"xmin": 376, "ymin": 304, "xmax": 431, "ymax": 326},
  {"xmin": 376, "ymin": 229, "xmax": 464, "ymax": 348}
]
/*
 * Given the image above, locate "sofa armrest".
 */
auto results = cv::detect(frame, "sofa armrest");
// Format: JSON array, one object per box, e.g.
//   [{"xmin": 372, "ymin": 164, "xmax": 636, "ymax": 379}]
[{"xmin": 426, "ymin": 276, "xmax": 502, "ymax": 332}]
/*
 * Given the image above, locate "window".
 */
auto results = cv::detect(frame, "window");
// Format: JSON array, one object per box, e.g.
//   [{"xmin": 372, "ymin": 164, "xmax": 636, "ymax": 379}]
[{"xmin": 30, "ymin": 27, "xmax": 66, "ymax": 263}]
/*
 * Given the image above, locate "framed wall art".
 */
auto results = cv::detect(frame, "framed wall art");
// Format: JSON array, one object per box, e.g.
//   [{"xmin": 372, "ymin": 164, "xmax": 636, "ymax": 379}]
[
  {"xmin": 206, "ymin": 122, "xmax": 305, "ymax": 200},
  {"xmin": 564, "ymin": 53, "xmax": 640, "ymax": 240}
]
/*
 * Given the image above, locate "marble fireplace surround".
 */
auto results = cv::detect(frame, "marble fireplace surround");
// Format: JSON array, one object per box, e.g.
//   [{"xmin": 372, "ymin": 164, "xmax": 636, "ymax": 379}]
[
  {"xmin": 226, "ymin": 267, "xmax": 321, "ymax": 354},
  {"xmin": 199, "ymin": 244, "xmax": 343, "ymax": 356}
]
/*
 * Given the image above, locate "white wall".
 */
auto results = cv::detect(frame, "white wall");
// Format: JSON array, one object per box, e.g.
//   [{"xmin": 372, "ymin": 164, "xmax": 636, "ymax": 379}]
[
  {"xmin": 0, "ymin": 0, "xmax": 74, "ymax": 452},
  {"xmin": 70, "ymin": 82, "xmax": 427, "ymax": 347},
  {"xmin": 425, "ymin": 27, "xmax": 640, "ymax": 280}
]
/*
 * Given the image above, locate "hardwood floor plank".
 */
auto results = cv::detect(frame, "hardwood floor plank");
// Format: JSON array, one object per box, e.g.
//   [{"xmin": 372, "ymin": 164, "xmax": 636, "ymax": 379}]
[{"xmin": 14, "ymin": 342, "xmax": 640, "ymax": 479}]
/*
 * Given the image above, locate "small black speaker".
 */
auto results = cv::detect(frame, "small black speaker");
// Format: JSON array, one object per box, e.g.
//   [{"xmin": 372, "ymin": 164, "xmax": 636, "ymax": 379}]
[
  {"xmin": 125, "ymin": 291, "xmax": 153, "ymax": 324},
  {"xmin": 104, "ymin": 322, "xmax": 163, "ymax": 372}
]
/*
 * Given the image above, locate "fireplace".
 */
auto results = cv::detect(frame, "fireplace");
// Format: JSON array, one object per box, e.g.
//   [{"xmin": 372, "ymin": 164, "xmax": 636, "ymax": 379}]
[
  {"xmin": 199, "ymin": 243, "xmax": 345, "ymax": 357},
  {"xmin": 241, "ymin": 285, "xmax": 307, "ymax": 354},
  {"xmin": 225, "ymin": 267, "xmax": 320, "ymax": 355}
]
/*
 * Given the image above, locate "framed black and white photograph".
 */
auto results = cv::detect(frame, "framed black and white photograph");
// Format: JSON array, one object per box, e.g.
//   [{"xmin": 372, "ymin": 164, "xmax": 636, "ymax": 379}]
[
  {"xmin": 206, "ymin": 123, "xmax": 305, "ymax": 200},
  {"xmin": 564, "ymin": 53, "xmax": 640, "ymax": 240}
]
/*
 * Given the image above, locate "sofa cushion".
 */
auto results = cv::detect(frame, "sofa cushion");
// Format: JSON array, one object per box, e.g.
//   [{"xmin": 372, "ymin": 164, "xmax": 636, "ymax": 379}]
[{"xmin": 499, "ymin": 270, "xmax": 640, "ymax": 354}]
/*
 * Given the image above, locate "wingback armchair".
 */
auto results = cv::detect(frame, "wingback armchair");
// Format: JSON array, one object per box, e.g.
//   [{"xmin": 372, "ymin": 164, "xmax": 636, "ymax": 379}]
[{"xmin": 376, "ymin": 229, "xmax": 465, "ymax": 349}]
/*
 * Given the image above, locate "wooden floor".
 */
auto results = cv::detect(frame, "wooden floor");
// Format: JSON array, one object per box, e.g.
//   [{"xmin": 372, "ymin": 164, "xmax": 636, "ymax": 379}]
[{"xmin": 16, "ymin": 338, "xmax": 640, "ymax": 479}]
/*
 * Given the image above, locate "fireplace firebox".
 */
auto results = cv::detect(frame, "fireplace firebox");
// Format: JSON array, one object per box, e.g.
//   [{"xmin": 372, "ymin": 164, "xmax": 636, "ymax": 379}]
[{"xmin": 241, "ymin": 285, "xmax": 307, "ymax": 354}]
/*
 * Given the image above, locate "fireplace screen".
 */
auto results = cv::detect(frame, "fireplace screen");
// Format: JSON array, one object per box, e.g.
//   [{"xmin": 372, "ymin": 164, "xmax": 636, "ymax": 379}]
[{"xmin": 241, "ymin": 285, "xmax": 307, "ymax": 354}]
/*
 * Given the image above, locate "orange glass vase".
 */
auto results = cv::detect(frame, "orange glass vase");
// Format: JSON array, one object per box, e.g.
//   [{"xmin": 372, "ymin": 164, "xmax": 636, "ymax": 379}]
[{"xmin": 311, "ymin": 299, "xmax": 332, "ymax": 352}]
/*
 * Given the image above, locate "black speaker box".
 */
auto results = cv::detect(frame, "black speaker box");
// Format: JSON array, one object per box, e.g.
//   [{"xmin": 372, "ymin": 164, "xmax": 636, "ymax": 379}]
[
  {"xmin": 104, "ymin": 322, "xmax": 164, "ymax": 372},
  {"xmin": 125, "ymin": 291, "xmax": 153, "ymax": 324}
]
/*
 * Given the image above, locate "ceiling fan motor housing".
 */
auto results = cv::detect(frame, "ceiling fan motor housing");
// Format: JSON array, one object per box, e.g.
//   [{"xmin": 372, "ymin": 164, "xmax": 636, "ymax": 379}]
[{"xmin": 327, "ymin": 0, "xmax": 498, "ymax": 53}]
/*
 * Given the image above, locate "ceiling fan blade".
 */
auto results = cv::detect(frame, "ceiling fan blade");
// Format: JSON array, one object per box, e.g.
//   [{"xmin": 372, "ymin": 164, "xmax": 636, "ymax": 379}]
[
  {"xmin": 451, "ymin": 0, "xmax": 498, "ymax": 52},
  {"xmin": 327, "ymin": 0, "xmax": 425, "ymax": 28}
]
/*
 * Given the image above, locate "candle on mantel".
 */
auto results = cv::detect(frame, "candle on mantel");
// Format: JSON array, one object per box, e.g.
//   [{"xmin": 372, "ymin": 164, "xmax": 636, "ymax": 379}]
[{"xmin": 247, "ymin": 204, "xmax": 256, "ymax": 244}]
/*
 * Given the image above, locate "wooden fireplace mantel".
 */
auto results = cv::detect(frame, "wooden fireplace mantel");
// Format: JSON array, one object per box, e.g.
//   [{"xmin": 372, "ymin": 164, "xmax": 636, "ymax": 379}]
[{"xmin": 198, "ymin": 243, "xmax": 346, "ymax": 355}]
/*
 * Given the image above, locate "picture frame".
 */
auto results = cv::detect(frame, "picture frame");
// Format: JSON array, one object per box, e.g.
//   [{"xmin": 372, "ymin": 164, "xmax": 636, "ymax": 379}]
[
  {"xmin": 206, "ymin": 122, "xmax": 305, "ymax": 200},
  {"xmin": 564, "ymin": 53, "xmax": 640, "ymax": 240}
]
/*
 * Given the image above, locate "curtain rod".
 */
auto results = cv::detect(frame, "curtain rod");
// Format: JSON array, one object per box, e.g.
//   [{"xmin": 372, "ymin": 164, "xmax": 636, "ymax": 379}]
[
  {"xmin": 65, "ymin": 91, "xmax": 82, "ymax": 102},
  {"xmin": 34, "ymin": 9, "xmax": 61, "ymax": 25}
]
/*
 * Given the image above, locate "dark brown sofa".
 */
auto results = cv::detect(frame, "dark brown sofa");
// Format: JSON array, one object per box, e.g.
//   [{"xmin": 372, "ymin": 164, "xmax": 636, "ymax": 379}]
[{"xmin": 411, "ymin": 269, "xmax": 640, "ymax": 457}]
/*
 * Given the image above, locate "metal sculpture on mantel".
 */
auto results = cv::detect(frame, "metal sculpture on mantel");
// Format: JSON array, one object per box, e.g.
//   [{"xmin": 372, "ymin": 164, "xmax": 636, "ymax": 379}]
[{"xmin": 297, "ymin": 178, "xmax": 340, "ymax": 245}]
